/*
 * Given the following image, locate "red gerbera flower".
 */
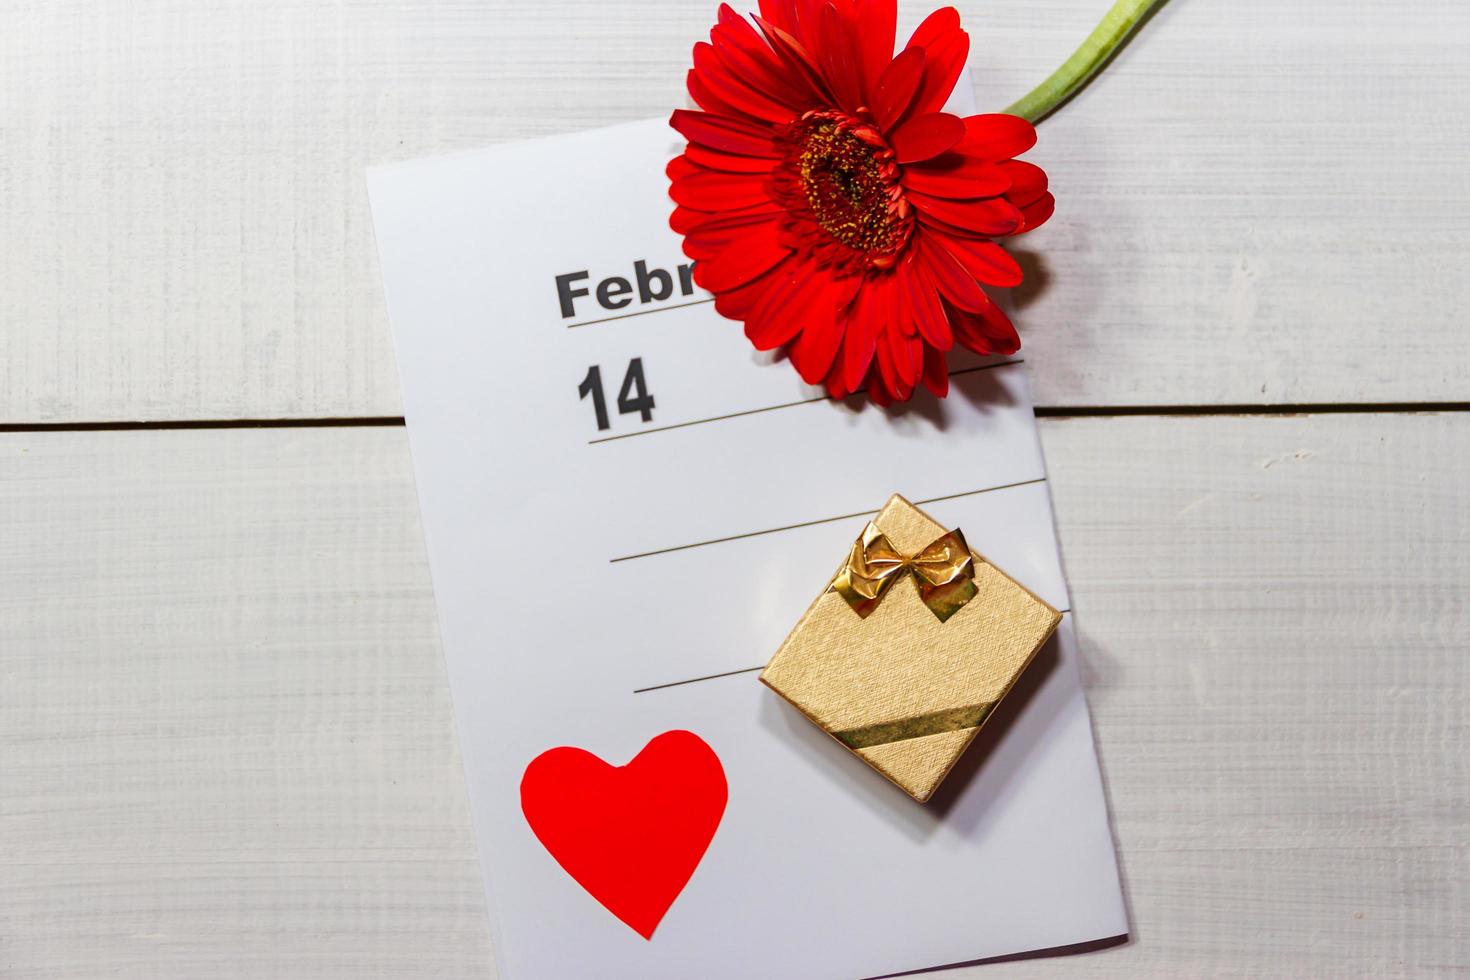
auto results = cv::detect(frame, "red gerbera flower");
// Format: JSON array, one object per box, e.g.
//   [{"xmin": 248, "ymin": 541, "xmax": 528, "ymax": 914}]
[{"xmin": 668, "ymin": 0, "xmax": 1054, "ymax": 404}]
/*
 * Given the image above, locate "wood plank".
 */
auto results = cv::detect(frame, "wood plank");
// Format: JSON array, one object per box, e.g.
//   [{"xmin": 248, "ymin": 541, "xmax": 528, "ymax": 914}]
[
  {"xmin": 2, "ymin": 415, "xmax": 1465, "ymax": 976},
  {"xmin": 0, "ymin": 428, "xmax": 493, "ymax": 978},
  {"xmin": 993, "ymin": 411, "xmax": 1470, "ymax": 977},
  {"xmin": 3, "ymin": 1, "xmax": 1468, "ymax": 422}
]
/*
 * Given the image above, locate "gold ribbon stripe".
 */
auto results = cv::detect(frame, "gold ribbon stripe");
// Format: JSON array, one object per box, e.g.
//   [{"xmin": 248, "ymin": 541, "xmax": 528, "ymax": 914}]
[{"xmin": 829, "ymin": 702, "xmax": 997, "ymax": 750}]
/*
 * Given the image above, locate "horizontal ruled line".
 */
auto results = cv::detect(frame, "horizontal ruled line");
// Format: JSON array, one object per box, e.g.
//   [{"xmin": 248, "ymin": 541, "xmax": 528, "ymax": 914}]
[
  {"xmin": 634, "ymin": 610, "xmax": 1070, "ymax": 694},
  {"xmin": 632, "ymin": 666, "xmax": 765, "ymax": 694},
  {"xmin": 608, "ymin": 478, "xmax": 1048, "ymax": 564},
  {"xmin": 588, "ymin": 360, "xmax": 1022, "ymax": 444},
  {"xmin": 565, "ymin": 297, "xmax": 714, "ymax": 328}
]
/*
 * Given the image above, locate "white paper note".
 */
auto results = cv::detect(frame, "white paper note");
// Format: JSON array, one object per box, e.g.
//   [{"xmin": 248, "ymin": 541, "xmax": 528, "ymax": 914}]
[{"xmin": 368, "ymin": 111, "xmax": 1127, "ymax": 979}]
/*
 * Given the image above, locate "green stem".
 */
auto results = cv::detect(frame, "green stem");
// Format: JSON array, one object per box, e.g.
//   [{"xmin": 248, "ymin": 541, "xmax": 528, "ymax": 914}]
[{"xmin": 1004, "ymin": 0, "xmax": 1162, "ymax": 124}]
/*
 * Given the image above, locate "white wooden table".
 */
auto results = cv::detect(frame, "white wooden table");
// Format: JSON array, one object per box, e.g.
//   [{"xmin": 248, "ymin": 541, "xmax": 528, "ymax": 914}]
[{"xmin": 3, "ymin": 1, "xmax": 1467, "ymax": 976}]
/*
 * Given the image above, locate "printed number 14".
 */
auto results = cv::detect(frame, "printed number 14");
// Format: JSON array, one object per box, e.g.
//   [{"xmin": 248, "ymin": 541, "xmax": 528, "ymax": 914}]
[{"xmin": 578, "ymin": 358, "xmax": 655, "ymax": 431}]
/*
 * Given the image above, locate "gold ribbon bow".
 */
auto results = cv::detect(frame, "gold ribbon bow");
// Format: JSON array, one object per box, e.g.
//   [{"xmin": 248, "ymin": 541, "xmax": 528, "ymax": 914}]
[{"xmin": 830, "ymin": 521, "xmax": 979, "ymax": 622}]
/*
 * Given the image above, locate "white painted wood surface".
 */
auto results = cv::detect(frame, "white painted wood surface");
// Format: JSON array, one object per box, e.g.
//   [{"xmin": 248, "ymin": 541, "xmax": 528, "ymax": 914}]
[
  {"xmin": 2, "ymin": 417, "xmax": 1465, "ymax": 977},
  {"xmin": 3, "ymin": 0, "xmax": 1469, "ymax": 422},
  {"xmin": 4, "ymin": 0, "xmax": 1468, "ymax": 975}
]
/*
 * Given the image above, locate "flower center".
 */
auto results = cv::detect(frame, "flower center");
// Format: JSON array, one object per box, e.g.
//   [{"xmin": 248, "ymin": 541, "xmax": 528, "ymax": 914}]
[{"xmin": 777, "ymin": 110, "xmax": 911, "ymax": 269}]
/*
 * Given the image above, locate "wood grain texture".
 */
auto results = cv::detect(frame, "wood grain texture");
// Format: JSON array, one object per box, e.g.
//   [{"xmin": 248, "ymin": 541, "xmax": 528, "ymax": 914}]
[
  {"xmin": 996, "ymin": 411, "xmax": 1470, "ymax": 978},
  {"xmin": 2, "ymin": 416, "xmax": 1465, "ymax": 977},
  {"xmin": 2, "ymin": 0, "xmax": 1468, "ymax": 422},
  {"xmin": 0, "ymin": 429, "xmax": 493, "ymax": 978}
]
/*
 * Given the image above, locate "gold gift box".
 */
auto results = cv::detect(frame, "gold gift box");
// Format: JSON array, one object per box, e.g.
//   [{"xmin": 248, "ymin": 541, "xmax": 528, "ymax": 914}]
[{"xmin": 761, "ymin": 494, "xmax": 1061, "ymax": 802}]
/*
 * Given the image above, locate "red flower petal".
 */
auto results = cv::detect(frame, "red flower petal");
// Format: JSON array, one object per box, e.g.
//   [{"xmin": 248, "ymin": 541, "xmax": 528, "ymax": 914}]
[
  {"xmin": 825, "ymin": 358, "xmax": 851, "ymax": 401},
  {"xmin": 900, "ymin": 257, "xmax": 953, "ymax": 350},
  {"xmin": 692, "ymin": 44, "xmax": 797, "ymax": 125},
  {"xmin": 870, "ymin": 46, "xmax": 926, "ymax": 131},
  {"xmin": 902, "ymin": 9, "xmax": 968, "ymax": 119},
  {"xmin": 853, "ymin": 0, "xmax": 898, "ymax": 99},
  {"xmin": 714, "ymin": 258, "xmax": 785, "ymax": 319},
  {"xmin": 666, "ymin": 155, "xmax": 699, "ymax": 182},
  {"xmin": 670, "ymin": 170, "xmax": 772, "ymax": 211},
  {"xmin": 869, "ymin": 375, "xmax": 894, "ymax": 406},
  {"xmin": 670, "ymin": 206, "xmax": 708, "ymax": 233},
  {"xmin": 941, "ymin": 237, "xmax": 1023, "ymax": 287},
  {"xmin": 753, "ymin": 16, "xmax": 835, "ymax": 104},
  {"xmin": 815, "ymin": 4, "xmax": 865, "ymax": 114},
  {"xmin": 902, "ymin": 154, "xmax": 1010, "ymax": 198},
  {"xmin": 681, "ymin": 205, "xmax": 785, "ymax": 232},
  {"xmin": 692, "ymin": 224, "xmax": 791, "ymax": 292},
  {"xmin": 671, "ymin": 201, "xmax": 781, "ymax": 234},
  {"xmin": 889, "ymin": 315, "xmax": 916, "ymax": 339},
  {"xmin": 950, "ymin": 300, "xmax": 1019, "ymax": 355},
  {"xmin": 789, "ymin": 274, "xmax": 861, "ymax": 383},
  {"xmin": 873, "ymin": 327, "xmax": 900, "ymax": 397},
  {"xmin": 910, "ymin": 191, "xmax": 1023, "ymax": 236},
  {"xmin": 917, "ymin": 234, "xmax": 990, "ymax": 312},
  {"xmin": 710, "ymin": 35, "xmax": 809, "ymax": 111},
  {"xmin": 792, "ymin": 0, "xmax": 832, "ymax": 46},
  {"xmin": 955, "ymin": 113, "xmax": 1037, "ymax": 161},
  {"xmin": 885, "ymin": 319, "xmax": 922, "ymax": 388},
  {"xmin": 687, "ymin": 67, "xmax": 742, "ymax": 120},
  {"xmin": 905, "ymin": 6, "xmax": 959, "ymax": 55},
  {"xmin": 791, "ymin": 313, "xmax": 842, "ymax": 384},
  {"xmin": 840, "ymin": 278, "xmax": 884, "ymax": 390},
  {"xmin": 873, "ymin": 319, "xmax": 918, "ymax": 401},
  {"xmin": 889, "ymin": 112, "xmax": 965, "ymax": 164},
  {"xmin": 921, "ymin": 343, "xmax": 949, "ymax": 397},
  {"xmin": 670, "ymin": 109, "xmax": 778, "ymax": 157},
  {"xmin": 1000, "ymin": 159, "xmax": 1048, "ymax": 206},
  {"xmin": 757, "ymin": 0, "xmax": 801, "ymax": 36},
  {"xmin": 712, "ymin": 8, "xmax": 813, "ymax": 109},
  {"xmin": 745, "ymin": 265, "xmax": 816, "ymax": 349},
  {"xmin": 681, "ymin": 207, "xmax": 783, "ymax": 246},
  {"xmin": 682, "ymin": 143, "xmax": 777, "ymax": 174},
  {"xmin": 681, "ymin": 212, "xmax": 782, "ymax": 260},
  {"xmin": 1015, "ymin": 192, "xmax": 1056, "ymax": 234},
  {"xmin": 915, "ymin": 213, "xmax": 1016, "ymax": 248},
  {"xmin": 697, "ymin": 255, "xmax": 792, "ymax": 300}
]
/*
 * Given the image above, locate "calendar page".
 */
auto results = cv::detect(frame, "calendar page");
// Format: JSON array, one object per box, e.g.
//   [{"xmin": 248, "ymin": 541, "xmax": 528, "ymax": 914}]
[{"xmin": 368, "ymin": 109, "xmax": 1126, "ymax": 979}]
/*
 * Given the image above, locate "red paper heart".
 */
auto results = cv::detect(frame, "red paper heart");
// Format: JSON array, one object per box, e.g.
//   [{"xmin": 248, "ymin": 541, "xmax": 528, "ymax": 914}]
[{"xmin": 519, "ymin": 729, "xmax": 728, "ymax": 939}]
